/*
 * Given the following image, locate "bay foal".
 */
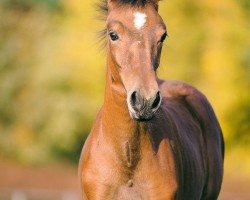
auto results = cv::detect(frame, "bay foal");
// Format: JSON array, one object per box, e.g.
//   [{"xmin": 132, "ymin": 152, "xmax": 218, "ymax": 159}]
[{"xmin": 79, "ymin": 0, "xmax": 224, "ymax": 199}]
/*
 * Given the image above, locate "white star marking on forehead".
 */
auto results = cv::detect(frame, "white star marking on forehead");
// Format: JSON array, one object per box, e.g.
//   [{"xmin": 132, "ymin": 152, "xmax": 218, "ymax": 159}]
[{"xmin": 134, "ymin": 12, "xmax": 147, "ymax": 30}]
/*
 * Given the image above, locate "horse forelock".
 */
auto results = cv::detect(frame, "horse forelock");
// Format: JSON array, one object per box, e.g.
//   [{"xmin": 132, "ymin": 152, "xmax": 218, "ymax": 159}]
[{"xmin": 97, "ymin": 0, "xmax": 158, "ymax": 18}]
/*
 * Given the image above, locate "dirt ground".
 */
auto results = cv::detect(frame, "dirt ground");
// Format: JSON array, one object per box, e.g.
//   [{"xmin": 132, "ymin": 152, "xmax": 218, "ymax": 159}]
[{"xmin": 0, "ymin": 159, "xmax": 249, "ymax": 200}]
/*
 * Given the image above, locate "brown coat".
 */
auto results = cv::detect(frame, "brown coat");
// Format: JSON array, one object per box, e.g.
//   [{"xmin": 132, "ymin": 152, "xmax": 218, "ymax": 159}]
[
  {"xmin": 79, "ymin": 1, "xmax": 224, "ymax": 199},
  {"xmin": 79, "ymin": 79, "xmax": 224, "ymax": 200}
]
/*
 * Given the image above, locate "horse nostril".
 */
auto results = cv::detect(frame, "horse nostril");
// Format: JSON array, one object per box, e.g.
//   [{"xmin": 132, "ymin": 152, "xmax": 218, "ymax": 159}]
[
  {"xmin": 130, "ymin": 91, "xmax": 143, "ymax": 112},
  {"xmin": 151, "ymin": 91, "xmax": 161, "ymax": 110},
  {"xmin": 131, "ymin": 91, "xmax": 137, "ymax": 106}
]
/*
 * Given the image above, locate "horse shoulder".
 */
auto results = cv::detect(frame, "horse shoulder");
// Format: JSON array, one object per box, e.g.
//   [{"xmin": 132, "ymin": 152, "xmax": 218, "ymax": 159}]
[
  {"xmin": 159, "ymin": 80, "xmax": 224, "ymax": 199},
  {"xmin": 79, "ymin": 108, "xmax": 104, "ymax": 199}
]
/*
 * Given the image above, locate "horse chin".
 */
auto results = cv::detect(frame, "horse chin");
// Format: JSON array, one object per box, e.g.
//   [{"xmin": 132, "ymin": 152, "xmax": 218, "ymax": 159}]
[
  {"xmin": 129, "ymin": 111, "xmax": 154, "ymax": 122},
  {"xmin": 135, "ymin": 116, "xmax": 154, "ymax": 122}
]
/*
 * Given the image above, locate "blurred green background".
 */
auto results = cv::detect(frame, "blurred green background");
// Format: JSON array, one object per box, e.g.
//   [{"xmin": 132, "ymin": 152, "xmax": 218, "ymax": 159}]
[{"xmin": 0, "ymin": 0, "xmax": 249, "ymax": 193}]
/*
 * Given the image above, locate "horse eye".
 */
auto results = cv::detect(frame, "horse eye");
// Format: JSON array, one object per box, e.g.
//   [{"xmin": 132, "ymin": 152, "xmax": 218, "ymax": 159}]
[
  {"xmin": 109, "ymin": 31, "xmax": 119, "ymax": 41},
  {"xmin": 160, "ymin": 32, "xmax": 168, "ymax": 43}
]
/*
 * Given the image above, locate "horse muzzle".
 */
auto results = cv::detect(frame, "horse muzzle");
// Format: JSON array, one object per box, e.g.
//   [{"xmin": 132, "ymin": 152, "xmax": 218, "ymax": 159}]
[{"xmin": 127, "ymin": 90, "xmax": 162, "ymax": 121}]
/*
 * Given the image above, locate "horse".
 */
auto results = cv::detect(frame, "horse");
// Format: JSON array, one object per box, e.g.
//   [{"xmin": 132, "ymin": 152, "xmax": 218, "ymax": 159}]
[{"xmin": 79, "ymin": 0, "xmax": 224, "ymax": 199}]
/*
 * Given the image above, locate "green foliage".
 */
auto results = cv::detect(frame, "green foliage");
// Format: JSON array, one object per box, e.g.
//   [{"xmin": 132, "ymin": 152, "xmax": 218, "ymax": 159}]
[
  {"xmin": 1, "ymin": 0, "xmax": 63, "ymax": 11},
  {"xmin": 0, "ymin": 0, "xmax": 249, "ymax": 175},
  {"xmin": 238, "ymin": 0, "xmax": 250, "ymax": 14}
]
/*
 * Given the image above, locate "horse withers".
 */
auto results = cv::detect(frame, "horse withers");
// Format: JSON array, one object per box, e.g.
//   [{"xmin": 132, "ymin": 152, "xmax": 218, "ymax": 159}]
[{"xmin": 79, "ymin": 0, "xmax": 224, "ymax": 199}]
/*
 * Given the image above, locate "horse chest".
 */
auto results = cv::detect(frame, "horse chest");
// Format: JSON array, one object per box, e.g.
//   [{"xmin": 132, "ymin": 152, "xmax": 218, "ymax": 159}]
[{"xmin": 82, "ymin": 136, "xmax": 177, "ymax": 200}]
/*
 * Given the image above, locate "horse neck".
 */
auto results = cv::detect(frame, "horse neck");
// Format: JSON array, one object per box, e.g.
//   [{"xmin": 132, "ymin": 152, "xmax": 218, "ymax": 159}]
[
  {"xmin": 101, "ymin": 53, "xmax": 139, "ymax": 142},
  {"xmin": 101, "ymin": 53, "xmax": 153, "ymax": 167}
]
